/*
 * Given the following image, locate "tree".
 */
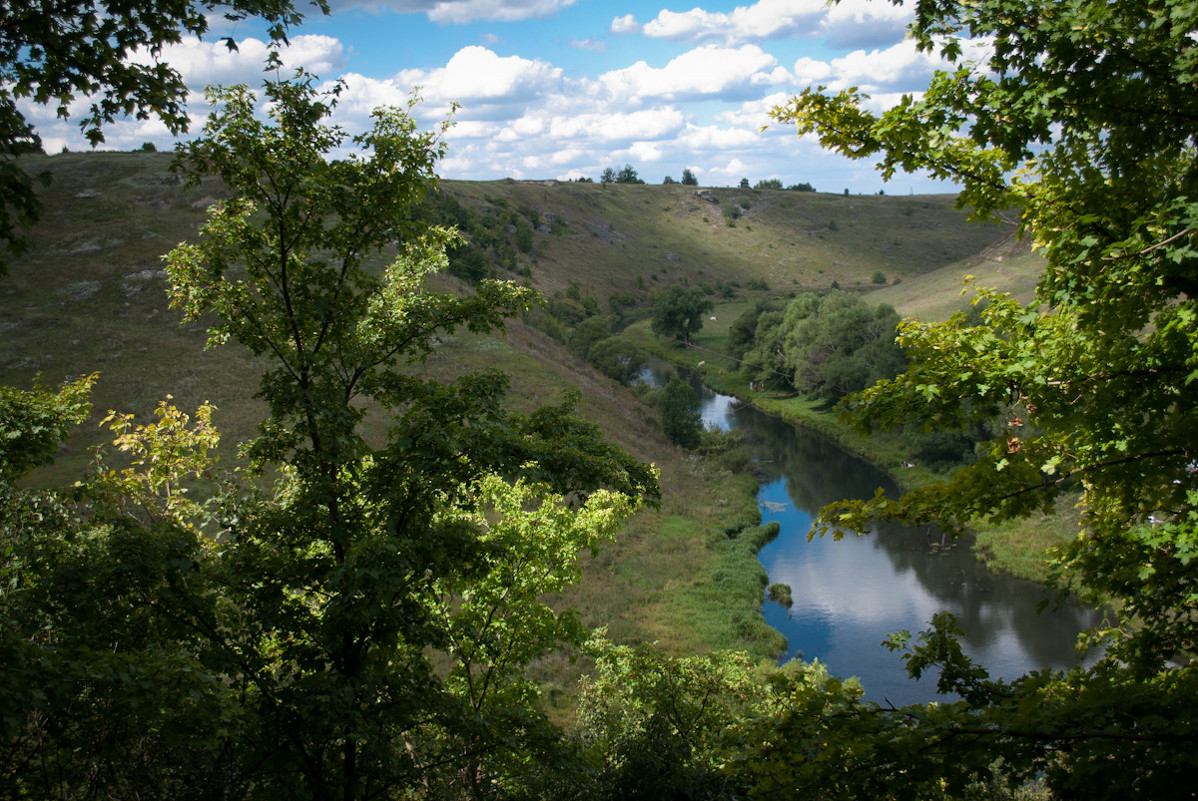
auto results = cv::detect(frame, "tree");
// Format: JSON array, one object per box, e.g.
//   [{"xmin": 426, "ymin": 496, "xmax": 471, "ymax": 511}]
[
  {"xmin": 658, "ymin": 375, "xmax": 702, "ymax": 449},
  {"xmin": 586, "ymin": 337, "xmax": 647, "ymax": 385},
  {"xmin": 662, "ymin": 175, "xmax": 677, "ymax": 184},
  {"xmin": 767, "ymin": 0, "xmax": 1198, "ymax": 793},
  {"xmin": 0, "ymin": 0, "xmax": 316, "ymax": 274},
  {"xmin": 754, "ymin": 178, "xmax": 783, "ymax": 190},
  {"xmin": 738, "ymin": 177, "xmax": 750, "ymax": 189},
  {"xmin": 599, "ymin": 166, "xmax": 616, "ymax": 183},
  {"xmin": 680, "ymin": 168, "xmax": 698, "ymax": 186},
  {"xmin": 650, "ymin": 284, "xmax": 714, "ymax": 346},
  {"xmin": 615, "ymin": 163, "xmax": 643, "ymax": 184},
  {"xmin": 2, "ymin": 74, "xmax": 657, "ymax": 799},
  {"xmin": 783, "ymin": 292, "xmax": 907, "ymax": 402}
]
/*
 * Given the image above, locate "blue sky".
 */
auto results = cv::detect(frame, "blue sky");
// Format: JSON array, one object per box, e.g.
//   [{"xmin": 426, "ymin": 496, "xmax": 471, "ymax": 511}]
[{"xmin": 30, "ymin": 0, "xmax": 981, "ymax": 193}]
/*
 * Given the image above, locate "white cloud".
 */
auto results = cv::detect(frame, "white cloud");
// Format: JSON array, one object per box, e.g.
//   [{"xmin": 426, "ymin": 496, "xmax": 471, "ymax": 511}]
[
  {"xmin": 820, "ymin": 0, "xmax": 914, "ymax": 49},
  {"xmin": 568, "ymin": 38, "xmax": 607, "ymax": 52},
  {"xmin": 625, "ymin": 141, "xmax": 664, "ymax": 163},
  {"xmin": 679, "ymin": 123, "xmax": 760, "ymax": 150},
  {"xmin": 639, "ymin": 0, "xmax": 828, "ymax": 45},
  {"xmin": 427, "ymin": 0, "xmax": 577, "ymax": 24},
  {"xmin": 629, "ymin": 0, "xmax": 916, "ymax": 50},
  {"xmin": 708, "ymin": 156, "xmax": 750, "ymax": 178},
  {"xmin": 598, "ymin": 45, "xmax": 783, "ymax": 102},
  {"xmin": 610, "ymin": 14, "xmax": 641, "ymax": 35},
  {"xmin": 327, "ymin": 0, "xmax": 577, "ymax": 23},
  {"xmin": 396, "ymin": 46, "xmax": 563, "ymax": 107},
  {"xmin": 131, "ymin": 35, "xmax": 347, "ymax": 89},
  {"xmin": 815, "ymin": 39, "xmax": 949, "ymax": 94},
  {"xmin": 549, "ymin": 108, "xmax": 686, "ymax": 143},
  {"xmin": 443, "ymin": 119, "xmax": 503, "ymax": 140}
]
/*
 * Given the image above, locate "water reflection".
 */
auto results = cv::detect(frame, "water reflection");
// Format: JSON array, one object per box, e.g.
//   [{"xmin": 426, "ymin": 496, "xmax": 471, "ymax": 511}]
[{"xmin": 660, "ymin": 366, "xmax": 1099, "ymax": 706}]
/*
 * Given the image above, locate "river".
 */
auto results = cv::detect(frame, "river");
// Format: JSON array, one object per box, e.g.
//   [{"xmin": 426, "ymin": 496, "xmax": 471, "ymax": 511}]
[{"xmin": 678, "ymin": 368, "xmax": 1099, "ymax": 706}]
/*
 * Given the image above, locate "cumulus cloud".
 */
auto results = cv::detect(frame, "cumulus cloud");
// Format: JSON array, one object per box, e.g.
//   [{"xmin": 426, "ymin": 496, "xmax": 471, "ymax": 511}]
[
  {"xmin": 707, "ymin": 156, "xmax": 751, "ymax": 178},
  {"xmin": 820, "ymin": 0, "xmax": 914, "ymax": 49},
  {"xmin": 395, "ymin": 46, "xmax": 563, "ymax": 108},
  {"xmin": 610, "ymin": 14, "xmax": 641, "ymax": 35},
  {"xmin": 598, "ymin": 44, "xmax": 784, "ymax": 102},
  {"xmin": 629, "ymin": 0, "xmax": 915, "ymax": 50},
  {"xmin": 549, "ymin": 108, "xmax": 687, "ymax": 144},
  {"xmin": 805, "ymin": 39, "xmax": 950, "ymax": 94},
  {"xmin": 327, "ymin": 0, "xmax": 577, "ymax": 23},
  {"xmin": 131, "ymin": 35, "xmax": 347, "ymax": 90},
  {"xmin": 639, "ymin": 0, "xmax": 828, "ymax": 45}
]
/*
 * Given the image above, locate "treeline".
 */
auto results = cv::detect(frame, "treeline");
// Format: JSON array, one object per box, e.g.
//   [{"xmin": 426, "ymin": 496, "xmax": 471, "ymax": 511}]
[{"xmin": 726, "ymin": 292, "xmax": 990, "ymax": 470}]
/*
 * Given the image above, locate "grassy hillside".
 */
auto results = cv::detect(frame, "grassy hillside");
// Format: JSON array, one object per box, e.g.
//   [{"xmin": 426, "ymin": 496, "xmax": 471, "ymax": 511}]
[
  {"xmin": 873, "ymin": 228, "xmax": 1044, "ymax": 321},
  {"xmin": 441, "ymin": 179, "xmax": 1009, "ymax": 305},
  {"xmin": 1, "ymin": 152, "xmax": 1026, "ymax": 681}
]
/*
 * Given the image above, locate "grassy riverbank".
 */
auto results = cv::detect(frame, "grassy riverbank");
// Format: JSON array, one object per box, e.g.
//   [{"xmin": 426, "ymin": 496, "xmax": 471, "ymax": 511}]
[{"xmin": 622, "ymin": 300, "xmax": 1074, "ymax": 586}]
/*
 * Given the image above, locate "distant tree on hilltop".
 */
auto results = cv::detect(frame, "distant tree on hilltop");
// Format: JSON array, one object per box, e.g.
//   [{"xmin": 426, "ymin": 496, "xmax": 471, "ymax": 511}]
[{"xmin": 616, "ymin": 164, "xmax": 644, "ymax": 184}]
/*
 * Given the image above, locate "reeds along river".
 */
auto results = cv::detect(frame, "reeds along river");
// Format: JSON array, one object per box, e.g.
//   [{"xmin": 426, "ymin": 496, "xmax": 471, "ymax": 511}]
[{"xmin": 684, "ymin": 370, "xmax": 1101, "ymax": 707}]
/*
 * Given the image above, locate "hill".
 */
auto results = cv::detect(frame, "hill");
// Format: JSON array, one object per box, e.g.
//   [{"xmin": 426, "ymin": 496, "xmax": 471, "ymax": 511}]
[
  {"xmin": 0, "ymin": 151, "xmax": 1025, "ymax": 672},
  {"xmin": 439, "ymin": 178, "xmax": 1011, "ymax": 305}
]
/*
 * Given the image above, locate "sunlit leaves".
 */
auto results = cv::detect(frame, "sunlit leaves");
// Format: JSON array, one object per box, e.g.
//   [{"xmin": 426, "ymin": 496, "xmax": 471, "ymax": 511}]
[{"xmin": 768, "ymin": 0, "xmax": 1198, "ymax": 793}]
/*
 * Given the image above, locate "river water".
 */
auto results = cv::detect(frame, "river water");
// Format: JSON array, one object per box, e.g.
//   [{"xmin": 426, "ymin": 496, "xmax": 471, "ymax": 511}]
[{"xmin": 681, "ymin": 370, "xmax": 1099, "ymax": 706}]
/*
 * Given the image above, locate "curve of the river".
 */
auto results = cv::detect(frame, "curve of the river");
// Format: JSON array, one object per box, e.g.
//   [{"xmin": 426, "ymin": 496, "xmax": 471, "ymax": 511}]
[{"xmin": 684, "ymin": 370, "xmax": 1100, "ymax": 706}]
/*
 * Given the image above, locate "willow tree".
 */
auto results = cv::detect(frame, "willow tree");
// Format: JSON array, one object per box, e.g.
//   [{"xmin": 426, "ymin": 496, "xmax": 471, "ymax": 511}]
[{"xmin": 756, "ymin": 0, "xmax": 1198, "ymax": 795}]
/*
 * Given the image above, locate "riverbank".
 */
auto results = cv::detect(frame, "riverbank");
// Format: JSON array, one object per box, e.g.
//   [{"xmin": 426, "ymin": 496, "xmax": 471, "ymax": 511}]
[{"xmin": 624, "ymin": 318, "xmax": 1071, "ymax": 585}]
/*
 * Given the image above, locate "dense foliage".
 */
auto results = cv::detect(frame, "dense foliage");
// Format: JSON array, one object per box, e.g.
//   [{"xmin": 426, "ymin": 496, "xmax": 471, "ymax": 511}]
[
  {"xmin": 658, "ymin": 374, "xmax": 704, "ymax": 449},
  {"xmin": 1, "ymin": 76, "xmax": 657, "ymax": 800},
  {"xmin": 651, "ymin": 283, "xmax": 715, "ymax": 346},
  {"xmin": 8, "ymin": 0, "xmax": 1198, "ymax": 796},
  {"xmin": 763, "ymin": 0, "xmax": 1198, "ymax": 793},
  {"xmin": 737, "ymin": 290, "xmax": 907, "ymax": 401}
]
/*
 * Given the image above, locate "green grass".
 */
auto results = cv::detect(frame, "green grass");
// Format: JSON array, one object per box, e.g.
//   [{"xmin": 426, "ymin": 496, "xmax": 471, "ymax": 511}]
[
  {"xmin": 873, "ymin": 231, "xmax": 1045, "ymax": 321},
  {"xmin": 443, "ymin": 180, "xmax": 1010, "ymax": 311},
  {"xmin": 972, "ymin": 495, "xmax": 1082, "ymax": 583},
  {"xmin": 2, "ymin": 152, "xmax": 786, "ymax": 671},
  {"xmin": 4, "ymin": 152, "xmax": 1058, "ymax": 717}
]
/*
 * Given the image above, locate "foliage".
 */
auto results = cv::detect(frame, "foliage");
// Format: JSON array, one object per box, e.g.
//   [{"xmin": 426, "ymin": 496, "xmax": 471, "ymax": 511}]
[
  {"xmin": 599, "ymin": 166, "xmax": 616, "ymax": 184},
  {"xmin": 2, "ymin": 74, "xmax": 656, "ymax": 799},
  {"xmin": 577, "ymin": 638, "xmax": 768, "ymax": 801},
  {"xmin": 586, "ymin": 336, "xmax": 648, "ymax": 386},
  {"xmin": 570, "ymin": 314, "xmax": 612, "ymax": 357},
  {"xmin": 726, "ymin": 298, "xmax": 785, "ymax": 361},
  {"xmin": 740, "ymin": 291, "xmax": 906, "ymax": 401},
  {"xmin": 0, "ymin": 375, "xmax": 94, "ymax": 482},
  {"xmin": 680, "ymin": 168, "xmax": 698, "ymax": 186},
  {"xmin": 755, "ymin": 178, "xmax": 783, "ymax": 190},
  {"xmin": 658, "ymin": 374, "xmax": 703, "ymax": 449},
  {"xmin": 650, "ymin": 283, "xmax": 714, "ymax": 346},
  {"xmin": 615, "ymin": 163, "xmax": 644, "ymax": 185},
  {"xmin": 0, "ymin": 0, "xmax": 316, "ymax": 273},
  {"xmin": 769, "ymin": 0, "xmax": 1198, "ymax": 794}
]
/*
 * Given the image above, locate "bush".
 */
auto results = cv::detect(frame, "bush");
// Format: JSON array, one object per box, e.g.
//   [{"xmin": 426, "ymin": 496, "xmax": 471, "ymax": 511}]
[{"xmin": 587, "ymin": 337, "xmax": 647, "ymax": 385}]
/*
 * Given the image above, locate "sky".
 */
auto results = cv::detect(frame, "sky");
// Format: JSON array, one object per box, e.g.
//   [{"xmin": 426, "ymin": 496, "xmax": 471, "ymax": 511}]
[{"xmin": 27, "ymin": 0, "xmax": 976, "ymax": 193}]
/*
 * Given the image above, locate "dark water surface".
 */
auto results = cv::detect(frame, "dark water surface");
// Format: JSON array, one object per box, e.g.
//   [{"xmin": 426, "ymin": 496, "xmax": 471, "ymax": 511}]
[{"xmin": 684, "ymin": 371, "xmax": 1099, "ymax": 706}]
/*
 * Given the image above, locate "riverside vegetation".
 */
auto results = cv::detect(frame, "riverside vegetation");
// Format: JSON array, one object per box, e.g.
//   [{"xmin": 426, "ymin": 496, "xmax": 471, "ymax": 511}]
[{"xmin": 7, "ymin": 0, "xmax": 1198, "ymax": 793}]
